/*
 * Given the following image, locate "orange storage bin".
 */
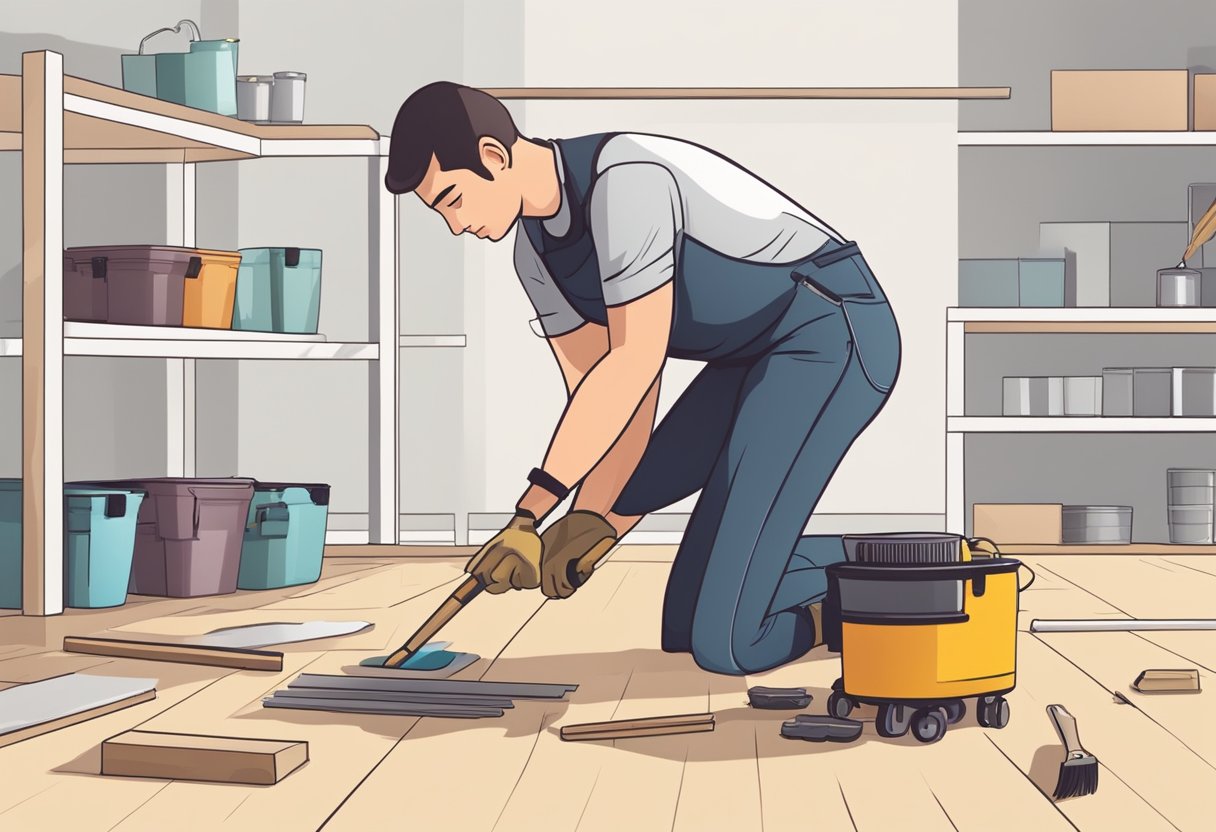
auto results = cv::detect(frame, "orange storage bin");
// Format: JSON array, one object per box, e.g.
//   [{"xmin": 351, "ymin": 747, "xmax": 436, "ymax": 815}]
[{"xmin": 183, "ymin": 248, "xmax": 241, "ymax": 329}]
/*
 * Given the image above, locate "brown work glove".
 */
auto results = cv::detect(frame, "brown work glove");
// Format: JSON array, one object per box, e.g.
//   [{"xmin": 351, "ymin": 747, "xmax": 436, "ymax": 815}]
[
  {"xmin": 465, "ymin": 512, "xmax": 543, "ymax": 594},
  {"xmin": 540, "ymin": 510, "xmax": 618, "ymax": 599}
]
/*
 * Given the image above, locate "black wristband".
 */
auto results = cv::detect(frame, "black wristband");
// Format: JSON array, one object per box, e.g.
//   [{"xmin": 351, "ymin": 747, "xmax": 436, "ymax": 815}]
[{"xmin": 527, "ymin": 467, "xmax": 571, "ymax": 501}]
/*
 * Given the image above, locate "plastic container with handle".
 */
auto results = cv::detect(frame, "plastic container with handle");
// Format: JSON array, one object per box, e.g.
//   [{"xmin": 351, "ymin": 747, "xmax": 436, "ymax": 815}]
[
  {"xmin": 183, "ymin": 248, "xmax": 241, "ymax": 329},
  {"xmin": 237, "ymin": 482, "xmax": 331, "ymax": 590},
  {"xmin": 83, "ymin": 478, "xmax": 255, "ymax": 598},
  {"xmin": 63, "ymin": 486, "xmax": 146, "ymax": 608},
  {"xmin": 121, "ymin": 20, "xmax": 239, "ymax": 115},
  {"xmin": 233, "ymin": 247, "xmax": 323, "ymax": 334}
]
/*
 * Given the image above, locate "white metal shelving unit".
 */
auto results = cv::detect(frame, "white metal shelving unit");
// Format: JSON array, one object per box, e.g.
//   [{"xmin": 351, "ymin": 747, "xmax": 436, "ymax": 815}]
[
  {"xmin": 945, "ymin": 305, "xmax": 1216, "ymax": 534},
  {"xmin": 950, "ymin": 129, "xmax": 1216, "ymax": 538},
  {"xmin": 0, "ymin": 51, "xmax": 465, "ymax": 615}
]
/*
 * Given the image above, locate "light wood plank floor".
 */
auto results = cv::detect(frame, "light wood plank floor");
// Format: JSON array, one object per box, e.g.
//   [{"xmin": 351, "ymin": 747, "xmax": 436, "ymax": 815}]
[{"xmin": 1, "ymin": 547, "xmax": 1213, "ymax": 831}]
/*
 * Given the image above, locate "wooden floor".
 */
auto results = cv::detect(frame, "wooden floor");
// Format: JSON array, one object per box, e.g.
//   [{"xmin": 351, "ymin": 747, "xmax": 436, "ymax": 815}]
[{"xmin": 1, "ymin": 546, "xmax": 1215, "ymax": 831}]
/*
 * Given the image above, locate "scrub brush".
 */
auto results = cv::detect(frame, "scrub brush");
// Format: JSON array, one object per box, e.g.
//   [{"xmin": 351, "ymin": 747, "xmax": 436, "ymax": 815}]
[{"xmin": 1047, "ymin": 704, "xmax": 1099, "ymax": 799}]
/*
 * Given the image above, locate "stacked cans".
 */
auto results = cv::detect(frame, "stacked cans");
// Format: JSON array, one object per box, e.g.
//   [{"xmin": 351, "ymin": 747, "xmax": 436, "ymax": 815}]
[{"xmin": 1168, "ymin": 469, "xmax": 1216, "ymax": 545}]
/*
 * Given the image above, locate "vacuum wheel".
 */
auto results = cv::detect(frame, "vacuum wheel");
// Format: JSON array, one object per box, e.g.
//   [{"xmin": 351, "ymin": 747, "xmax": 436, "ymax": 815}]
[
  {"xmin": 977, "ymin": 696, "xmax": 1010, "ymax": 729},
  {"xmin": 911, "ymin": 707, "xmax": 949, "ymax": 744},
  {"xmin": 942, "ymin": 699, "xmax": 967, "ymax": 725},
  {"xmin": 876, "ymin": 703, "xmax": 914, "ymax": 738},
  {"xmin": 826, "ymin": 690, "xmax": 856, "ymax": 719}
]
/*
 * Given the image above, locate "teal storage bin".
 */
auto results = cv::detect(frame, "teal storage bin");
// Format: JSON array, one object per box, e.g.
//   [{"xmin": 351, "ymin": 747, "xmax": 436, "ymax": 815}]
[
  {"xmin": 121, "ymin": 20, "xmax": 239, "ymax": 115},
  {"xmin": 1018, "ymin": 258, "xmax": 1067, "ymax": 307},
  {"xmin": 232, "ymin": 248, "xmax": 323, "ymax": 334},
  {"xmin": 959, "ymin": 259, "xmax": 1019, "ymax": 307},
  {"xmin": 1, "ymin": 479, "xmax": 20, "ymax": 609},
  {"xmin": 64, "ymin": 487, "xmax": 145, "ymax": 609},
  {"xmin": 237, "ymin": 482, "xmax": 330, "ymax": 590}
]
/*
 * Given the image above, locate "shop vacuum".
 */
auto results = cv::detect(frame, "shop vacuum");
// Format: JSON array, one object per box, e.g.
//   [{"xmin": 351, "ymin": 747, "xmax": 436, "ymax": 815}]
[{"xmin": 822, "ymin": 532, "xmax": 1034, "ymax": 744}]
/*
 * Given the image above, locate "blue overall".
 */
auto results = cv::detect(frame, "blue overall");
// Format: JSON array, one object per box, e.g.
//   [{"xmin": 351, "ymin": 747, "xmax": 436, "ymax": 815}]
[{"xmin": 521, "ymin": 134, "xmax": 902, "ymax": 675}]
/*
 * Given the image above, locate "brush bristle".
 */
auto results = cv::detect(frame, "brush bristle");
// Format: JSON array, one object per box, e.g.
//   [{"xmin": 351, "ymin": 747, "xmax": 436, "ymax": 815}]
[{"xmin": 1053, "ymin": 756, "xmax": 1099, "ymax": 799}]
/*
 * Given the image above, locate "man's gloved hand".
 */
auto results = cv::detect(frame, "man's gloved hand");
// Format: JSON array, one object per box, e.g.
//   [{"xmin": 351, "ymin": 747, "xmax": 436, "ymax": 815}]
[
  {"xmin": 465, "ymin": 512, "xmax": 543, "ymax": 594},
  {"xmin": 540, "ymin": 510, "xmax": 618, "ymax": 599}
]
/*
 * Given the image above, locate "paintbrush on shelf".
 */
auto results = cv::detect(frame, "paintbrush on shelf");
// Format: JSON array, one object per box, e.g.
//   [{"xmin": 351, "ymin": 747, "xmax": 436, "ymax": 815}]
[
  {"xmin": 1046, "ymin": 704, "xmax": 1099, "ymax": 799},
  {"xmin": 1179, "ymin": 196, "xmax": 1216, "ymax": 267}
]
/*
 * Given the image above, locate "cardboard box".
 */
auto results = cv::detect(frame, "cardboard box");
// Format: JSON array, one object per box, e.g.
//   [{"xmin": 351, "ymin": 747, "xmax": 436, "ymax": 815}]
[
  {"xmin": 1051, "ymin": 70, "xmax": 1189, "ymax": 131},
  {"xmin": 973, "ymin": 503, "xmax": 1064, "ymax": 545},
  {"xmin": 1195, "ymin": 74, "xmax": 1216, "ymax": 131}
]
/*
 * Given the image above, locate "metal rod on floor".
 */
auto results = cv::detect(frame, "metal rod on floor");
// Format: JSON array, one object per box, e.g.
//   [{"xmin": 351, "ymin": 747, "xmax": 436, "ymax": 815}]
[{"xmin": 1030, "ymin": 618, "xmax": 1216, "ymax": 633}]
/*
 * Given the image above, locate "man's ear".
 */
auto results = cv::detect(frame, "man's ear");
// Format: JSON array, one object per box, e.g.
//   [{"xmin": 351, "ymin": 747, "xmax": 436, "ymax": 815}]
[{"xmin": 479, "ymin": 137, "xmax": 510, "ymax": 173}]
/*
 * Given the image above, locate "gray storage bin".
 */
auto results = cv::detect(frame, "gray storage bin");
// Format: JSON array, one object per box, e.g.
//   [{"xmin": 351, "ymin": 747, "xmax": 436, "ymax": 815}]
[
  {"xmin": 1003, "ymin": 376, "xmax": 1064, "ymax": 416},
  {"xmin": 1062, "ymin": 505, "xmax": 1132, "ymax": 544},
  {"xmin": 960, "ymin": 259, "xmax": 1019, "ymax": 307},
  {"xmin": 1172, "ymin": 368, "xmax": 1216, "ymax": 417},
  {"xmin": 1102, "ymin": 368, "xmax": 1134, "ymax": 416},
  {"xmin": 1018, "ymin": 258, "xmax": 1069, "ymax": 307},
  {"xmin": 1133, "ymin": 368, "xmax": 1173, "ymax": 417},
  {"xmin": 1063, "ymin": 376, "xmax": 1102, "ymax": 416},
  {"xmin": 1166, "ymin": 469, "xmax": 1215, "ymax": 544}
]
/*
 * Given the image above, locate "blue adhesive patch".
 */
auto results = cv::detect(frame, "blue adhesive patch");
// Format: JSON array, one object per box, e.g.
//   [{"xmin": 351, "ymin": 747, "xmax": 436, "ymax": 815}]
[{"xmin": 360, "ymin": 641, "xmax": 460, "ymax": 670}]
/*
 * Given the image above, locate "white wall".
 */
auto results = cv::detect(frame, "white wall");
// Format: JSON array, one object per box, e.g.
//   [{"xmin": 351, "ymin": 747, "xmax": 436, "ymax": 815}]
[
  {"xmin": 496, "ymin": 0, "xmax": 959, "ymax": 519},
  {"xmin": 2, "ymin": 0, "xmax": 958, "ymax": 532}
]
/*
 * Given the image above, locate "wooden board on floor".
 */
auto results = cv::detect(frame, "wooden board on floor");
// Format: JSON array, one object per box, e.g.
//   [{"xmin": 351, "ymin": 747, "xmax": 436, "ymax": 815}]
[
  {"xmin": 63, "ymin": 637, "xmax": 283, "ymax": 672},
  {"xmin": 101, "ymin": 730, "xmax": 308, "ymax": 785}
]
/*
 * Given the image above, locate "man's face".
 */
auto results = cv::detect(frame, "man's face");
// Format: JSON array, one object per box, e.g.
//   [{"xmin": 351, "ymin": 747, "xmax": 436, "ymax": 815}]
[{"xmin": 415, "ymin": 140, "xmax": 519, "ymax": 242}]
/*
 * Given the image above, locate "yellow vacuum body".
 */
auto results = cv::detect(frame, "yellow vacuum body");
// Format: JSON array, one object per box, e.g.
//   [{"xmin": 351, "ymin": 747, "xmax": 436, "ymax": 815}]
[{"xmin": 823, "ymin": 533, "xmax": 1022, "ymax": 743}]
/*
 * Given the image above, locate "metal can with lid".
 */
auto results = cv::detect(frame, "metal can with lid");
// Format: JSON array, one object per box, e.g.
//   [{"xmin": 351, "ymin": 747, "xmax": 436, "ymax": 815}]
[
  {"xmin": 237, "ymin": 75, "xmax": 274, "ymax": 122},
  {"xmin": 269, "ymin": 71, "xmax": 307, "ymax": 123}
]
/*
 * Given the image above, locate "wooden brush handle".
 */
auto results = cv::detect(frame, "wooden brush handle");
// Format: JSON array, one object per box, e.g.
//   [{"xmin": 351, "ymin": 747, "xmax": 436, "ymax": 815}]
[
  {"xmin": 565, "ymin": 537, "xmax": 618, "ymax": 590},
  {"xmin": 385, "ymin": 576, "xmax": 484, "ymax": 668},
  {"xmin": 1184, "ymin": 196, "xmax": 1216, "ymax": 263},
  {"xmin": 1047, "ymin": 704, "xmax": 1083, "ymax": 754}
]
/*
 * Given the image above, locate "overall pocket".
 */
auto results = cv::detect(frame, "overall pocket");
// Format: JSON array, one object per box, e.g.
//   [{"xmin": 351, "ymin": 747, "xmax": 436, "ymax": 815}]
[{"xmin": 792, "ymin": 246, "xmax": 901, "ymax": 395}]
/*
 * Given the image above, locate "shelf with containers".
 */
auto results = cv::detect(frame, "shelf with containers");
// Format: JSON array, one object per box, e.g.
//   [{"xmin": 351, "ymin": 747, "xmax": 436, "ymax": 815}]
[
  {"xmin": 951, "ymin": 132, "xmax": 1216, "ymax": 551},
  {"xmin": 0, "ymin": 51, "xmax": 463, "ymax": 616}
]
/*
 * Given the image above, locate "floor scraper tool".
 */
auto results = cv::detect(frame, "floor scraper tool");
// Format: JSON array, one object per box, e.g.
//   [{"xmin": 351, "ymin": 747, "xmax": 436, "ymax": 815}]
[{"xmin": 382, "ymin": 535, "xmax": 617, "ymax": 669}]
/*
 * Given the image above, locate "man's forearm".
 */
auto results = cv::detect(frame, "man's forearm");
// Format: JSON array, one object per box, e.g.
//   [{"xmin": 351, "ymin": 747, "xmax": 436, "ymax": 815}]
[
  {"xmin": 574, "ymin": 378, "xmax": 659, "ymax": 528},
  {"xmin": 516, "ymin": 348, "xmax": 661, "ymax": 519}
]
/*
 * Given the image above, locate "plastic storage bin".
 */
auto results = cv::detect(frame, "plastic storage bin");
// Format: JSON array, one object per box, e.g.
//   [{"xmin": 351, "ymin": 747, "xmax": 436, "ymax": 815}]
[
  {"xmin": 0, "ymin": 479, "xmax": 20, "ymax": 609},
  {"xmin": 959, "ymin": 259, "xmax": 1019, "ymax": 307},
  {"xmin": 63, "ymin": 487, "xmax": 145, "ymax": 608},
  {"xmin": 183, "ymin": 249, "xmax": 241, "ymax": 329},
  {"xmin": 232, "ymin": 248, "xmax": 323, "ymax": 334},
  {"xmin": 87, "ymin": 478, "xmax": 255, "ymax": 597},
  {"xmin": 237, "ymin": 482, "xmax": 331, "ymax": 590},
  {"xmin": 64, "ymin": 245, "xmax": 202, "ymax": 326}
]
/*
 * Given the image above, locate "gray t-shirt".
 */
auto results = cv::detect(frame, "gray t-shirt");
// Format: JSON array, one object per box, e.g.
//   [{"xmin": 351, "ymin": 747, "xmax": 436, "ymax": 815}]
[{"xmin": 514, "ymin": 132, "xmax": 843, "ymax": 337}]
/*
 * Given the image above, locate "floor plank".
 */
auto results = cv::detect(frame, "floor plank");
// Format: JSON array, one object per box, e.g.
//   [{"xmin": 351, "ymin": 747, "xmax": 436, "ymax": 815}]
[{"xmin": 323, "ymin": 562, "xmax": 650, "ymax": 832}]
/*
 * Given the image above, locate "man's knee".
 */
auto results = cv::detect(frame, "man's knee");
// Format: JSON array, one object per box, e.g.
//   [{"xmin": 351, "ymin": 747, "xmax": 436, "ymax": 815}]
[{"xmin": 688, "ymin": 610, "xmax": 815, "ymax": 676}]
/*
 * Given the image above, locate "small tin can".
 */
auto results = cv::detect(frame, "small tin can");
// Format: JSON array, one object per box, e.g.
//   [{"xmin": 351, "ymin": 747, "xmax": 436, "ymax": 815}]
[
  {"xmin": 237, "ymin": 75, "xmax": 274, "ymax": 122},
  {"xmin": 270, "ymin": 71, "xmax": 307, "ymax": 123},
  {"xmin": 1157, "ymin": 266, "xmax": 1201, "ymax": 307}
]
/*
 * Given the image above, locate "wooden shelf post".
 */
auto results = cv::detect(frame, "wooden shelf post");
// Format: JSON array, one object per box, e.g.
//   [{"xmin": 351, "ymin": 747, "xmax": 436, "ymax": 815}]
[{"xmin": 22, "ymin": 51, "xmax": 65, "ymax": 616}]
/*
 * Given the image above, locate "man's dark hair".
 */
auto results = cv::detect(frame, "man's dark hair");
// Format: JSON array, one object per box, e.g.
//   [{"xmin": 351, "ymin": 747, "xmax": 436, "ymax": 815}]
[{"xmin": 384, "ymin": 82, "xmax": 521, "ymax": 195}]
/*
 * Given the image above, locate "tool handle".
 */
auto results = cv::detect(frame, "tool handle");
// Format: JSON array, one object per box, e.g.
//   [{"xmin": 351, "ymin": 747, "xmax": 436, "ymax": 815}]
[
  {"xmin": 565, "ymin": 537, "xmax": 618, "ymax": 590},
  {"xmin": 385, "ymin": 575, "xmax": 484, "ymax": 668},
  {"xmin": 1047, "ymin": 704, "xmax": 1083, "ymax": 754}
]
